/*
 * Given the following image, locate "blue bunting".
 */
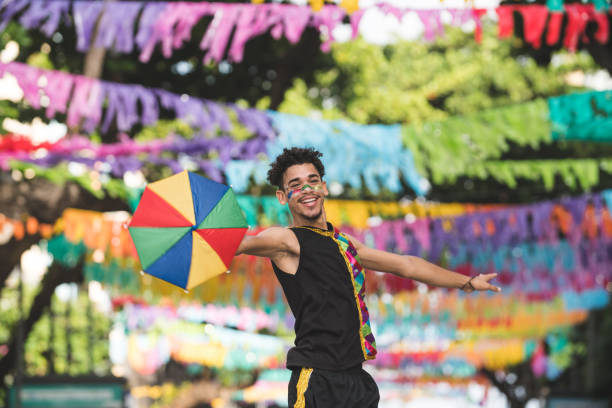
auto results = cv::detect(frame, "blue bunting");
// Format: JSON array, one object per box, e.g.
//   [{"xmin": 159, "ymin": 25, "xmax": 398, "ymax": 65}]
[
  {"xmin": 225, "ymin": 112, "xmax": 429, "ymax": 195},
  {"xmin": 602, "ymin": 189, "xmax": 612, "ymax": 211},
  {"xmin": 562, "ymin": 288, "xmax": 610, "ymax": 310}
]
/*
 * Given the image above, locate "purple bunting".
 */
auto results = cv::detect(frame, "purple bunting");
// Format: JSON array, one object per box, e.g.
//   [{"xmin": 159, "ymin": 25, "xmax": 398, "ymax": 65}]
[
  {"xmin": 73, "ymin": 1, "xmax": 105, "ymax": 52},
  {"xmin": 4, "ymin": 1, "xmax": 486, "ymax": 64},
  {"xmin": 1, "ymin": 129, "xmax": 270, "ymax": 182},
  {"xmin": 0, "ymin": 0, "xmax": 30, "ymax": 32},
  {"xmin": 0, "ymin": 61, "xmax": 275, "ymax": 144},
  {"xmin": 95, "ymin": 1, "xmax": 142, "ymax": 53},
  {"xmin": 19, "ymin": 0, "xmax": 69, "ymax": 37}
]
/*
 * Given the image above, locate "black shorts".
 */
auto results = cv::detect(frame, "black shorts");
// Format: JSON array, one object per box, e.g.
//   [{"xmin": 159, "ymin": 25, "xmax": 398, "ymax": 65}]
[{"xmin": 287, "ymin": 365, "xmax": 379, "ymax": 408}]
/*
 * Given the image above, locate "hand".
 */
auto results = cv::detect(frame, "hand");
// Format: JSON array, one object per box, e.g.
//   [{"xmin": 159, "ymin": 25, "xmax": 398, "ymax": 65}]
[{"xmin": 462, "ymin": 273, "xmax": 501, "ymax": 293}]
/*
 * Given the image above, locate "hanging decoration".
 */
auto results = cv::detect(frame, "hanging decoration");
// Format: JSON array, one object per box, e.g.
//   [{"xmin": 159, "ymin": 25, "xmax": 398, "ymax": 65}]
[
  {"xmin": 6, "ymin": 60, "xmax": 612, "ymax": 194},
  {"xmin": 3, "ymin": 0, "xmax": 606, "ymax": 62},
  {"xmin": 107, "ymin": 286, "xmax": 601, "ymax": 376},
  {"xmin": 404, "ymin": 93, "xmax": 612, "ymax": 189},
  {"xmin": 0, "ymin": 132, "xmax": 263, "ymax": 183},
  {"xmin": 43, "ymin": 199, "xmax": 610, "ymax": 375},
  {"xmin": 549, "ymin": 90, "xmax": 612, "ymax": 143},
  {"xmin": 237, "ymin": 195, "xmax": 494, "ymax": 229},
  {"xmin": 113, "ymin": 314, "xmax": 289, "ymax": 375},
  {"xmin": 226, "ymin": 112, "xmax": 428, "ymax": 195},
  {"xmin": 497, "ymin": 3, "xmax": 610, "ymax": 51},
  {"xmin": 2, "ymin": 1, "xmax": 486, "ymax": 64},
  {"xmin": 0, "ymin": 61, "xmax": 275, "ymax": 140},
  {"xmin": 0, "ymin": 212, "xmax": 54, "ymax": 244},
  {"xmin": 232, "ymin": 369, "xmax": 290, "ymax": 407},
  {"xmin": 403, "ymin": 99, "xmax": 552, "ymax": 185},
  {"xmin": 0, "ymin": 61, "xmax": 429, "ymax": 195},
  {"xmin": 461, "ymin": 158, "xmax": 609, "ymax": 191},
  {"xmin": 51, "ymin": 188, "xmax": 612, "ymax": 305}
]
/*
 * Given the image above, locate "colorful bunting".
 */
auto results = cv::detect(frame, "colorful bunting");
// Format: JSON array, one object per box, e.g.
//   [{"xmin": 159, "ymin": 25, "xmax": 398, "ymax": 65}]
[
  {"xmin": 497, "ymin": 3, "xmax": 610, "ymax": 51},
  {"xmin": 549, "ymin": 90, "xmax": 612, "ymax": 142},
  {"xmin": 0, "ymin": 61, "xmax": 275, "ymax": 139},
  {"xmin": 226, "ymin": 112, "xmax": 428, "ymax": 194},
  {"xmin": 2, "ymin": 1, "xmax": 486, "ymax": 63}
]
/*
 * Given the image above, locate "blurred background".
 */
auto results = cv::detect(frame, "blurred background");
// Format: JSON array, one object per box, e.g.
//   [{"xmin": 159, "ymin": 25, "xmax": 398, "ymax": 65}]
[{"xmin": 1, "ymin": 0, "xmax": 612, "ymax": 407}]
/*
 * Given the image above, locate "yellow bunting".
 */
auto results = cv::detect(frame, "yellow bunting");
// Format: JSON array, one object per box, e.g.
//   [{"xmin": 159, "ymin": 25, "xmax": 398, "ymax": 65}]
[
  {"xmin": 309, "ymin": 0, "xmax": 324, "ymax": 12},
  {"xmin": 171, "ymin": 339, "xmax": 226, "ymax": 367},
  {"xmin": 324, "ymin": 199, "xmax": 484, "ymax": 228},
  {"xmin": 339, "ymin": 0, "xmax": 359, "ymax": 14}
]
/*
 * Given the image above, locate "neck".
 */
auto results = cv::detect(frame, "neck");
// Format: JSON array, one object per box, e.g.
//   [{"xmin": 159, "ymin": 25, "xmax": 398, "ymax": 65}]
[{"xmin": 290, "ymin": 213, "xmax": 328, "ymax": 230}]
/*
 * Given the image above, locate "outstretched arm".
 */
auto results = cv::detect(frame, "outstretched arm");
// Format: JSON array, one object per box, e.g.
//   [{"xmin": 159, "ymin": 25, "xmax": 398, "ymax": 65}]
[
  {"xmin": 236, "ymin": 227, "xmax": 298, "ymax": 259},
  {"xmin": 348, "ymin": 234, "xmax": 500, "ymax": 293}
]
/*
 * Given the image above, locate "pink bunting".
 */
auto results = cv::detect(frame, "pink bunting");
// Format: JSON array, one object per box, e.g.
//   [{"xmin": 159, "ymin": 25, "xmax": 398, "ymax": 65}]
[{"xmin": 4, "ymin": 1, "xmax": 488, "ymax": 64}]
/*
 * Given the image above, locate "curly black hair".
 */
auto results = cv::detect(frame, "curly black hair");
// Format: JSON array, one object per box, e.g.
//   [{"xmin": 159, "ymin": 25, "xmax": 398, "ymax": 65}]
[{"xmin": 267, "ymin": 147, "xmax": 325, "ymax": 190}]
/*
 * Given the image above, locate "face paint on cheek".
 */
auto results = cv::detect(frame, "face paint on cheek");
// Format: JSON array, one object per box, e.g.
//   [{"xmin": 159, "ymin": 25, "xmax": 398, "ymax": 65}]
[{"xmin": 287, "ymin": 184, "xmax": 322, "ymax": 200}]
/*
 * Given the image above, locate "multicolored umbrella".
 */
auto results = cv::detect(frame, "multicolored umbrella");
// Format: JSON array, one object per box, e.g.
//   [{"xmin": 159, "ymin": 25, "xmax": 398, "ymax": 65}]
[{"xmin": 128, "ymin": 170, "xmax": 248, "ymax": 290}]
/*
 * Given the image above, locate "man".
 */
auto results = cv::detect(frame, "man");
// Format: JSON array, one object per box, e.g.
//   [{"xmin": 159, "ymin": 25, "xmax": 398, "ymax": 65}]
[{"xmin": 236, "ymin": 147, "xmax": 500, "ymax": 407}]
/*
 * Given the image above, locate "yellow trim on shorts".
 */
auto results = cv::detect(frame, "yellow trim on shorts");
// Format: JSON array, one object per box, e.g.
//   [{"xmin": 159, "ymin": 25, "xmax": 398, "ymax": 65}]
[{"xmin": 294, "ymin": 367, "xmax": 314, "ymax": 408}]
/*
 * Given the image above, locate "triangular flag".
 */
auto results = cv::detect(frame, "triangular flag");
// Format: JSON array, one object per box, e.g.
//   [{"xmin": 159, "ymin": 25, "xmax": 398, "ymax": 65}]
[
  {"xmin": 197, "ymin": 189, "xmax": 247, "ymax": 229},
  {"xmin": 145, "ymin": 231, "xmax": 193, "ymax": 289},
  {"xmin": 148, "ymin": 170, "xmax": 196, "ymax": 225},
  {"xmin": 129, "ymin": 188, "xmax": 192, "ymax": 227},
  {"xmin": 128, "ymin": 226, "xmax": 191, "ymax": 269},
  {"xmin": 188, "ymin": 232, "xmax": 228, "ymax": 290},
  {"xmin": 196, "ymin": 228, "xmax": 247, "ymax": 268}
]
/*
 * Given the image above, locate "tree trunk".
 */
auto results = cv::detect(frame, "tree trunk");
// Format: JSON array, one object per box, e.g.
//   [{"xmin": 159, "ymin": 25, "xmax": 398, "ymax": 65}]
[
  {"xmin": 0, "ymin": 258, "xmax": 84, "ymax": 380},
  {"xmin": 0, "ymin": 234, "xmax": 41, "ymax": 293},
  {"xmin": 82, "ymin": 0, "xmax": 112, "ymax": 79}
]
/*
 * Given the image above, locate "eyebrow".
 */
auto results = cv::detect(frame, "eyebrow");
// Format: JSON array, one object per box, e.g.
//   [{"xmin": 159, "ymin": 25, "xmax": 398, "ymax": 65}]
[{"xmin": 287, "ymin": 174, "xmax": 320, "ymax": 186}]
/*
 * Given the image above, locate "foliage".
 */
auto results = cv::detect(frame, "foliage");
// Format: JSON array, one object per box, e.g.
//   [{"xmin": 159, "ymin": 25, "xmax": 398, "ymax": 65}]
[
  {"xmin": 276, "ymin": 24, "xmax": 597, "ymax": 125},
  {"xmin": 0, "ymin": 268, "xmax": 111, "ymax": 378},
  {"xmin": 403, "ymin": 99, "xmax": 551, "ymax": 184},
  {"xmin": 24, "ymin": 289, "xmax": 111, "ymax": 376},
  {"xmin": 10, "ymin": 162, "xmax": 131, "ymax": 200},
  {"xmin": 133, "ymin": 119, "xmax": 195, "ymax": 142},
  {"xmin": 0, "ymin": 280, "xmax": 37, "ymax": 347}
]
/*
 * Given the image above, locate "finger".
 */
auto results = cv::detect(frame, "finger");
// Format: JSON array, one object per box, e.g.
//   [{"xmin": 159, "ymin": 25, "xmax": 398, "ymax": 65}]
[
  {"xmin": 488, "ymin": 283, "xmax": 502, "ymax": 292},
  {"xmin": 481, "ymin": 273, "xmax": 498, "ymax": 281}
]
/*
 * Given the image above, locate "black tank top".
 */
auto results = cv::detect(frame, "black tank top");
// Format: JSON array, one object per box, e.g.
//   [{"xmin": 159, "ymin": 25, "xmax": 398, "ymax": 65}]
[{"xmin": 271, "ymin": 223, "xmax": 377, "ymax": 370}]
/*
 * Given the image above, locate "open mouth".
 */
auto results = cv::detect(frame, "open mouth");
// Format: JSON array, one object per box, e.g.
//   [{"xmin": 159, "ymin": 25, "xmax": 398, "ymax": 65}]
[{"xmin": 300, "ymin": 196, "xmax": 318, "ymax": 206}]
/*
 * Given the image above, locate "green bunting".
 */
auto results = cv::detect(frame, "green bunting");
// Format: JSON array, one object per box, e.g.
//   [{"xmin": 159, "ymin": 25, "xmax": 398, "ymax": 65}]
[{"xmin": 403, "ymin": 99, "xmax": 552, "ymax": 184}]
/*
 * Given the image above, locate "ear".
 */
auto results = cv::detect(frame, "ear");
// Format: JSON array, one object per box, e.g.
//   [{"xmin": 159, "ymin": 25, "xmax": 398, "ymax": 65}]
[
  {"xmin": 322, "ymin": 181, "xmax": 329, "ymax": 197},
  {"xmin": 276, "ymin": 189, "xmax": 287, "ymax": 205}
]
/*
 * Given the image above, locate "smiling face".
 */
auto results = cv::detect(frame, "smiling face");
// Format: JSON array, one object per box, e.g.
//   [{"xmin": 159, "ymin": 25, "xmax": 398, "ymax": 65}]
[{"xmin": 276, "ymin": 163, "xmax": 329, "ymax": 227}]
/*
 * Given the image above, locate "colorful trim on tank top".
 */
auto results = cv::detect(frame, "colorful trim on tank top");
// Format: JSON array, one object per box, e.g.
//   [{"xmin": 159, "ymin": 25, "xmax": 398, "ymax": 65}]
[{"xmin": 296, "ymin": 226, "xmax": 377, "ymax": 360}]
